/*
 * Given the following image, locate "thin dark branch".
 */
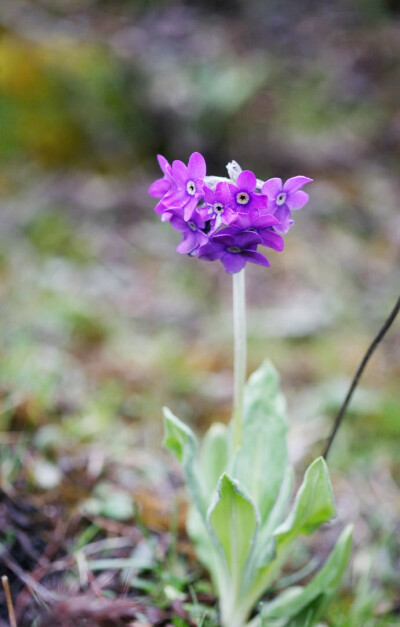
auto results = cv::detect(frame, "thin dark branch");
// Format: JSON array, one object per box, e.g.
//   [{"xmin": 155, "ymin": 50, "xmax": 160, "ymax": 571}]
[{"xmin": 323, "ymin": 294, "xmax": 400, "ymax": 459}]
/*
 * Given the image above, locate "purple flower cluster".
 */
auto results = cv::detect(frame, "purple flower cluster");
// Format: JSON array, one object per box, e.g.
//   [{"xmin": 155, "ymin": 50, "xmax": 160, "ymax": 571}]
[{"xmin": 148, "ymin": 152, "xmax": 312, "ymax": 274}]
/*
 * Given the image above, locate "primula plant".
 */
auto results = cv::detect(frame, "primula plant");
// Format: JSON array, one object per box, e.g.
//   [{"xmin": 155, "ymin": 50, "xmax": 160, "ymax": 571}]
[{"xmin": 149, "ymin": 154, "xmax": 352, "ymax": 627}]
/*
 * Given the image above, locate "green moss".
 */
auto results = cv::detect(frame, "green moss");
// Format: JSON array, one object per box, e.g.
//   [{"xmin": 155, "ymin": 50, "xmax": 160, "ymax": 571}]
[{"xmin": 25, "ymin": 211, "xmax": 92, "ymax": 263}]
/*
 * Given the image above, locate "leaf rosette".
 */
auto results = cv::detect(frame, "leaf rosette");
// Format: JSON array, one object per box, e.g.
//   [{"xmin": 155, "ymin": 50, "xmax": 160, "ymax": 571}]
[{"xmin": 163, "ymin": 362, "xmax": 352, "ymax": 627}]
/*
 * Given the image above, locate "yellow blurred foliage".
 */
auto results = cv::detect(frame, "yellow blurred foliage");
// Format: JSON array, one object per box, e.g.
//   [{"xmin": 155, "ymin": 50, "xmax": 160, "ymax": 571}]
[
  {"xmin": 0, "ymin": 33, "xmax": 107, "ymax": 165},
  {"xmin": 0, "ymin": 35, "xmax": 44, "ymax": 96}
]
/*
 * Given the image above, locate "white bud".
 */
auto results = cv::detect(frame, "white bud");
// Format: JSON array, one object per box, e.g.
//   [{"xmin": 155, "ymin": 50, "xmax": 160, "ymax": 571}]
[
  {"xmin": 204, "ymin": 175, "xmax": 230, "ymax": 190},
  {"xmin": 226, "ymin": 160, "xmax": 242, "ymax": 183}
]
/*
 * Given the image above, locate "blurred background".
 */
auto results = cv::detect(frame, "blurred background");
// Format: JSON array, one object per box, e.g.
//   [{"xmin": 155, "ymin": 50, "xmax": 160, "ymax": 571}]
[{"xmin": 0, "ymin": 0, "xmax": 400, "ymax": 625}]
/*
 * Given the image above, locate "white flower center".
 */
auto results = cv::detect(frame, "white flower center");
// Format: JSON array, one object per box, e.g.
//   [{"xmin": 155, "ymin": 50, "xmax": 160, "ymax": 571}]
[
  {"xmin": 213, "ymin": 202, "xmax": 224, "ymax": 214},
  {"xmin": 236, "ymin": 191, "xmax": 250, "ymax": 205},
  {"xmin": 276, "ymin": 192, "xmax": 287, "ymax": 206},
  {"xmin": 186, "ymin": 180, "xmax": 196, "ymax": 196},
  {"xmin": 188, "ymin": 221, "xmax": 197, "ymax": 231},
  {"xmin": 227, "ymin": 246, "xmax": 241, "ymax": 253}
]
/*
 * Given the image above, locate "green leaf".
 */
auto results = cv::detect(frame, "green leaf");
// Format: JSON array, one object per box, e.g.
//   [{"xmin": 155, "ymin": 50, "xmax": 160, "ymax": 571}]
[
  {"xmin": 236, "ymin": 460, "xmax": 335, "ymax": 622},
  {"xmin": 200, "ymin": 422, "xmax": 229, "ymax": 498},
  {"xmin": 233, "ymin": 361, "xmax": 288, "ymax": 523},
  {"xmin": 207, "ymin": 473, "xmax": 259, "ymax": 592},
  {"xmin": 261, "ymin": 525, "xmax": 353, "ymax": 622},
  {"xmin": 274, "ymin": 457, "xmax": 335, "ymax": 546},
  {"xmin": 163, "ymin": 407, "xmax": 205, "ymax": 519},
  {"xmin": 187, "ymin": 505, "xmax": 217, "ymax": 579},
  {"xmin": 256, "ymin": 466, "xmax": 294, "ymax": 568},
  {"xmin": 163, "ymin": 406, "xmax": 196, "ymax": 464},
  {"xmin": 163, "ymin": 410, "xmax": 225, "ymax": 587}
]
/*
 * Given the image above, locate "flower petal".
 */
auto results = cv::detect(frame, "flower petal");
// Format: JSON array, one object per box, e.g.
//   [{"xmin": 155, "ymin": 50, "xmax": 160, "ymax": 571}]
[
  {"xmin": 148, "ymin": 178, "xmax": 170, "ymax": 198},
  {"xmin": 257, "ymin": 229, "xmax": 284, "ymax": 251},
  {"xmin": 215, "ymin": 181, "xmax": 231, "ymax": 204},
  {"xmin": 262, "ymin": 177, "xmax": 282, "ymax": 198},
  {"xmin": 211, "ymin": 233, "xmax": 236, "ymax": 247},
  {"xmin": 164, "ymin": 189, "xmax": 187, "ymax": 207},
  {"xmin": 198, "ymin": 242, "xmax": 225, "ymax": 260},
  {"xmin": 198, "ymin": 231, "xmax": 210, "ymax": 247},
  {"xmin": 212, "ymin": 214, "xmax": 223, "ymax": 231},
  {"xmin": 235, "ymin": 231, "xmax": 262, "ymax": 248},
  {"xmin": 222, "ymin": 206, "xmax": 239, "ymax": 225},
  {"xmin": 273, "ymin": 206, "xmax": 291, "ymax": 234},
  {"xmin": 286, "ymin": 190, "xmax": 309, "ymax": 210},
  {"xmin": 249, "ymin": 193, "xmax": 268, "ymax": 211},
  {"xmin": 161, "ymin": 210, "xmax": 174, "ymax": 222},
  {"xmin": 203, "ymin": 186, "xmax": 215, "ymax": 204},
  {"xmin": 188, "ymin": 152, "xmax": 206, "ymax": 179},
  {"xmin": 253, "ymin": 213, "xmax": 279, "ymax": 228},
  {"xmin": 221, "ymin": 252, "xmax": 247, "ymax": 274},
  {"xmin": 237, "ymin": 170, "xmax": 257, "ymax": 191},
  {"xmin": 197, "ymin": 205, "xmax": 213, "ymax": 219},
  {"xmin": 154, "ymin": 200, "xmax": 166, "ymax": 215},
  {"xmin": 283, "ymin": 176, "xmax": 313, "ymax": 194},
  {"xmin": 183, "ymin": 197, "xmax": 198, "ymax": 221},
  {"xmin": 171, "ymin": 160, "xmax": 187, "ymax": 186},
  {"xmin": 177, "ymin": 232, "xmax": 197, "ymax": 254},
  {"xmin": 242, "ymin": 250, "xmax": 271, "ymax": 267},
  {"xmin": 232, "ymin": 210, "xmax": 256, "ymax": 229},
  {"xmin": 169, "ymin": 214, "xmax": 186, "ymax": 232},
  {"xmin": 157, "ymin": 154, "xmax": 170, "ymax": 175}
]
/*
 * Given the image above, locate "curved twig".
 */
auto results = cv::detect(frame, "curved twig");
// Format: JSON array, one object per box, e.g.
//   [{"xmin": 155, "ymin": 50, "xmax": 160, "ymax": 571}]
[{"xmin": 323, "ymin": 294, "xmax": 400, "ymax": 459}]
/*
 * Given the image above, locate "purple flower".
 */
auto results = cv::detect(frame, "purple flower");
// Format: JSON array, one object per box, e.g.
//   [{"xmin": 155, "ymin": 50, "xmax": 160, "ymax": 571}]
[
  {"xmin": 169, "ymin": 211, "xmax": 209, "ymax": 255},
  {"xmin": 227, "ymin": 170, "xmax": 268, "ymax": 214},
  {"xmin": 198, "ymin": 182, "xmax": 237, "ymax": 231},
  {"xmin": 230, "ymin": 205, "xmax": 276, "ymax": 229},
  {"xmin": 262, "ymin": 176, "xmax": 312, "ymax": 234},
  {"xmin": 163, "ymin": 152, "xmax": 206, "ymax": 221},
  {"xmin": 148, "ymin": 152, "xmax": 313, "ymax": 274},
  {"xmin": 198, "ymin": 229, "xmax": 270, "ymax": 274},
  {"xmin": 148, "ymin": 155, "xmax": 177, "ymax": 220},
  {"xmin": 148, "ymin": 155, "xmax": 174, "ymax": 199},
  {"xmin": 244, "ymin": 214, "xmax": 285, "ymax": 251}
]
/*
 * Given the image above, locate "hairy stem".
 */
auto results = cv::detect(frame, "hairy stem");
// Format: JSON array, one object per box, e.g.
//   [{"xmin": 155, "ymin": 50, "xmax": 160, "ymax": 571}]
[
  {"xmin": 323, "ymin": 294, "xmax": 400, "ymax": 459},
  {"xmin": 232, "ymin": 269, "xmax": 247, "ymax": 450}
]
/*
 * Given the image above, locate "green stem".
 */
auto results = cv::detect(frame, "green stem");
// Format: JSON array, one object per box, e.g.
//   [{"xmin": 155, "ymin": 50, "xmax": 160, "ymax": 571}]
[{"xmin": 232, "ymin": 269, "xmax": 247, "ymax": 450}]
